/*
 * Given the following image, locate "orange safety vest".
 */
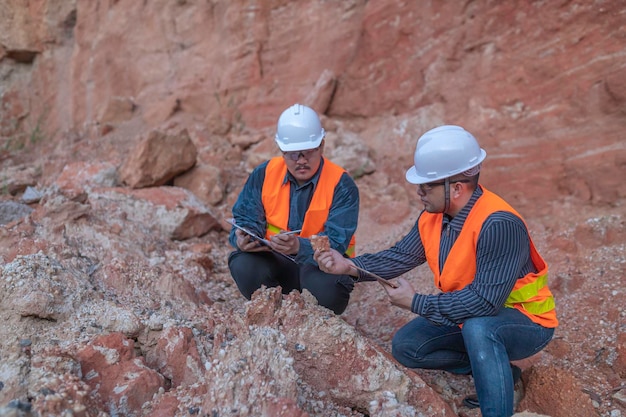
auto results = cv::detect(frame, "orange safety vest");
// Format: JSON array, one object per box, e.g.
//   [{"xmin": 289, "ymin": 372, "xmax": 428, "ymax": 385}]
[
  {"xmin": 418, "ymin": 187, "xmax": 558, "ymax": 328},
  {"xmin": 261, "ymin": 157, "xmax": 356, "ymax": 257}
]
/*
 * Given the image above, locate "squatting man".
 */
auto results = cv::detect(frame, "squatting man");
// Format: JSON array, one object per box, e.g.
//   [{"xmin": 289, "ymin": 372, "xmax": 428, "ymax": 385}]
[
  {"xmin": 228, "ymin": 103, "xmax": 359, "ymax": 315},
  {"xmin": 314, "ymin": 125, "xmax": 557, "ymax": 417}
]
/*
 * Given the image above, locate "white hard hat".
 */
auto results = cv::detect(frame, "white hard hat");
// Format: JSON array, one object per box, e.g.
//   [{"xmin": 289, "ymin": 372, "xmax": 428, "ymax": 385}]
[
  {"xmin": 405, "ymin": 125, "xmax": 487, "ymax": 184},
  {"xmin": 275, "ymin": 104, "xmax": 325, "ymax": 152}
]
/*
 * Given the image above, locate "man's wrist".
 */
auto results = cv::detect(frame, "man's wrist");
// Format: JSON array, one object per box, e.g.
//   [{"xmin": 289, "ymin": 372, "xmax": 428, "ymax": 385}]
[{"xmin": 345, "ymin": 260, "xmax": 358, "ymax": 277}]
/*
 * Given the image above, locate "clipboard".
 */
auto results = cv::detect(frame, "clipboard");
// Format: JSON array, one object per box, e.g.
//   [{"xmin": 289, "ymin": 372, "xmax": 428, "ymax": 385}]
[
  {"xmin": 226, "ymin": 218, "xmax": 271, "ymax": 246},
  {"xmin": 227, "ymin": 218, "xmax": 297, "ymax": 263}
]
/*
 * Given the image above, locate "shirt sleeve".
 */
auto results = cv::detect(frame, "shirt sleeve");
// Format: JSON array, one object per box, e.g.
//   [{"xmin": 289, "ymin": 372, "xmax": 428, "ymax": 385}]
[
  {"xmin": 229, "ymin": 162, "xmax": 268, "ymax": 249},
  {"xmin": 298, "ymin": 172, "xmax": 360, "ymax": 264},
  {"xmin": 352, "ymin": 215, "xmax": 427, "ymax": 281},
  {"xmin": 411, "ymin": 212, "xmax": 531, "ymax": 326}
]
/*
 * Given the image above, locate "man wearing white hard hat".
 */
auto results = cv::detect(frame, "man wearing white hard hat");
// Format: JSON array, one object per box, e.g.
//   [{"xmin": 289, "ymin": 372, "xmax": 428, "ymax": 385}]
[
  {"xmin": 228, "ymin": 104, "xmax": 359, "ymax": 315},
  {"xmin": 315, "ymin": 125, "xmax": 557, "ymax": 416}
]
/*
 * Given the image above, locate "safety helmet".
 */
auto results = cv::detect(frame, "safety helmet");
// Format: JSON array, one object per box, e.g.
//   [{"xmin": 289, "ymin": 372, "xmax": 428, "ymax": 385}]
[
  {"xmin": 275, "ymin": 104, "xmax": 325, "ymax": 152},
  {"xmin": 405, "ymin": 125, "xmax": 487, "ymax": 184}
]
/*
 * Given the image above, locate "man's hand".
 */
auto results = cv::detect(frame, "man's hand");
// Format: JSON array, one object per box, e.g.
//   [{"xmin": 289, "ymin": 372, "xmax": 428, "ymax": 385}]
[
  {"xmin": 269, "ymin": 232, "xmax": 300, "ymax": 255},
  {"xmin": 235, "ymin": 229, "xmax": 270, "ymax": 253},
  {"xmin": 383, "ymin": 277, "xmax": 415, "ymax": 310},
  {"xmin": 314, "ymin": 248, "xmax": 354, "ymax": 276}
]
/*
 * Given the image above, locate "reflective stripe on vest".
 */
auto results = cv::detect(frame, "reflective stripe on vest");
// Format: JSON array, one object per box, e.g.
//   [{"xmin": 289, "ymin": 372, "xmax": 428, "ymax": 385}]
[
  {"xmin": 507, "ymin": 273, "xmax": 548, "ymax": 304},
  {"xmin": 266, "ymin": 224, "xmax": 282, "ymax": 235},
  {"xmin": 418, "ymin": 186, "xmax": 558, "ymax": 328},
  {"xmin": 261, "ymin": 157, "xmax": 356, "ymax": 257}
]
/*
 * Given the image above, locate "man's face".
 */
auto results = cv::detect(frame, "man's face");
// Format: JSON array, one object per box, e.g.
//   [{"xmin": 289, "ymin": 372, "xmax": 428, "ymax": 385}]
[
  {"xmin": 415, "ymin": 178, "xmax": 473, "ymax": 214},
  {"xmin": 416, "ymin": 181, "xmax": 447, "ymax": 213},
  {"xmin": 282, "ymin": 142, "xmax": 324, "ymax": 184}
]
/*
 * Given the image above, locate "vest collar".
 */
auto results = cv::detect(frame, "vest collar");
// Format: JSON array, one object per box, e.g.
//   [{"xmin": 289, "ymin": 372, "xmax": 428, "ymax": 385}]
[{"xmin": 447, "ymin": 185, "xmax": 484, "ymax": 233}]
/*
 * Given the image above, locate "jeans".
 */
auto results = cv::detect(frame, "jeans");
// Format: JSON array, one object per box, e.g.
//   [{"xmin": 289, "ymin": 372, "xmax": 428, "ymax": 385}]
[
  {"xmin": 228, "ymin": 250, "xmax": 354, "ymax": 314},
  {"xmin": 392, "ymin": 307, "xmax": 554, "ymax": 417}
]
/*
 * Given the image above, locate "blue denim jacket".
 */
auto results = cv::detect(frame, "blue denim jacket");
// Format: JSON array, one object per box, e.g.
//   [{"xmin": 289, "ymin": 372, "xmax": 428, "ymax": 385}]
[{"xmin": 229, "ymin": 158, "xmax": 359, "ymax": 265}]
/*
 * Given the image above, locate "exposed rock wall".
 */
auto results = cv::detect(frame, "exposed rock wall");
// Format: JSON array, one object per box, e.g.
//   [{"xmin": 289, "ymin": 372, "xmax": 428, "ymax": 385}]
[
  {"xmin": 1, "ymin": 1, "xmax": 625, "ymax": 416},
  {"xmin": 2, "ymin": 0, "xmax": 625, "ymax": 206}
]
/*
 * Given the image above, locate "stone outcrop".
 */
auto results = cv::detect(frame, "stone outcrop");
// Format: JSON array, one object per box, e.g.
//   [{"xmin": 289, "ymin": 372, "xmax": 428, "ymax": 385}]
[{"xmin": 119, "ymin": 129, "xmax": 198, "ymax": 189}]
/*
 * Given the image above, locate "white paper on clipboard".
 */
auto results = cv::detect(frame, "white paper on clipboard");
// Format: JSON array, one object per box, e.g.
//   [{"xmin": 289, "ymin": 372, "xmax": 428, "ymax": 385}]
[{"xmin": 226, "ymin": 218, "xmax": 297, "ymax": 263}]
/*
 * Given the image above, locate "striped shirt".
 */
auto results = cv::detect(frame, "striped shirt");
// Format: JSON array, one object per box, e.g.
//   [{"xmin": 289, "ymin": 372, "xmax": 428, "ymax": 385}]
[
  {"xmin": 229, "ymin": 158, "xmax": 359, "ymax": 265},
  {"xmin": 353, "ymin": 186, "xmax": 536, "ymax": 326}
]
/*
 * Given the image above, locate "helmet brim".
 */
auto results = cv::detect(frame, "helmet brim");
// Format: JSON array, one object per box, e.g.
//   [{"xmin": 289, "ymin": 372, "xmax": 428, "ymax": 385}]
[
  {"xmin": 275, "ymin": 137, "xmax": 323, "ymax": 152},
  {"xmin": 405, "ymin": 166, "xmax": 428, "ymax": 184}
]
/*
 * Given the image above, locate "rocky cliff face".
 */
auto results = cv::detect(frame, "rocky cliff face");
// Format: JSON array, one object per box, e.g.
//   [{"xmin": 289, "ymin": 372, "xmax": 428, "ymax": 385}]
[{"xmin": 1, "ymin": 1, "xmax": 625, "ymax": 416}]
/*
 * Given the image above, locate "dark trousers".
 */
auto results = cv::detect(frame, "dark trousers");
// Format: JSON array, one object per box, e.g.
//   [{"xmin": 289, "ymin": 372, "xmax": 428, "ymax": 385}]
[{"xmin": 228, "ymin": 251, "xmax": 354, "ymax": 314}]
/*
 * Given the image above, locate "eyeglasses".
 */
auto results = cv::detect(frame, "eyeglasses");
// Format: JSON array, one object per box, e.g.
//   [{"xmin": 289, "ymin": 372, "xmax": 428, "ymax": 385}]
[
  {"xmin": 418, "ymin": 179, "xmax": 471, "ymax": 193},
  {"xmin": 283, "ymin": 147, "xmax": 320, "ymax": 161}
]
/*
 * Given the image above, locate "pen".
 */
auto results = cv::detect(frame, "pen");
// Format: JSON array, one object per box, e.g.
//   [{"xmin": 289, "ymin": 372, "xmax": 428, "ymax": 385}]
[
  {"xmin": 350, "ymin": 264, "xmax": 399, "ymax": 288},
  {"xmin": 278, "ymin": 229, "xmax": 302, "ymax": 235}
]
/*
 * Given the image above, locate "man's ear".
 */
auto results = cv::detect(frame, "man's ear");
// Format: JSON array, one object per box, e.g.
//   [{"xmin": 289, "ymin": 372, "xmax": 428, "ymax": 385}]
[{"xmin": 453, "ymin": 181, "xmax": 466, "ymax": 197}]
